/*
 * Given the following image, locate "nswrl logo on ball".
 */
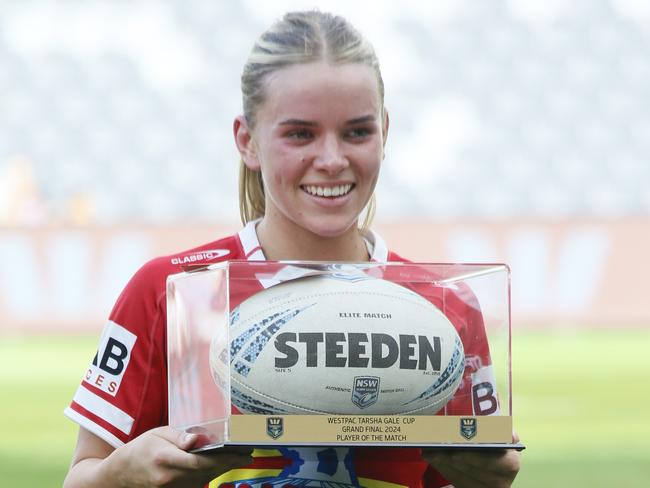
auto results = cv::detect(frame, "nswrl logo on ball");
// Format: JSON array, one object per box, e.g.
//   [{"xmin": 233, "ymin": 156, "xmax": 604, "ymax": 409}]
[{"xmin": 351, "ymin": 376, "xmax": 380, "ymax": 409}]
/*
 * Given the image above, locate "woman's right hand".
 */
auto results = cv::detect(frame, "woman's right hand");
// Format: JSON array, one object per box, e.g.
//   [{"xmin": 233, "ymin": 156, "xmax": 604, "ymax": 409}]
[{"xmin": 64, "ymin": 426, "xmax": 251, "ymax": 488}]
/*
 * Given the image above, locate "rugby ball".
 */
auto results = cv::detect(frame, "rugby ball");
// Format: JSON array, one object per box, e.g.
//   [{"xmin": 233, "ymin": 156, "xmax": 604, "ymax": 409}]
[{"xmin": 222, "ymin": 273, "xmax": 465, "ymax": 415}]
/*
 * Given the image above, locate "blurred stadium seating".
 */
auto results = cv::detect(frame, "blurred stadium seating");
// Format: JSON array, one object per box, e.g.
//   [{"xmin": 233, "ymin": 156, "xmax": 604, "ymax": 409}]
[
  {"xmin": 1, "ymin": 0, "xmax": 649, "ymax": 331},
  {"xmin": 1, "ymin": 0, "xmax": 649, "ymax": 224}
]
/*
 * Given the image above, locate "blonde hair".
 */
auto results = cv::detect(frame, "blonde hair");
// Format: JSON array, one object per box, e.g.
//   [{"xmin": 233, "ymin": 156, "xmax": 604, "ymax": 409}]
[{"xmin": 238, "ymin": 10, "xmax": 384, "ymax": 231}]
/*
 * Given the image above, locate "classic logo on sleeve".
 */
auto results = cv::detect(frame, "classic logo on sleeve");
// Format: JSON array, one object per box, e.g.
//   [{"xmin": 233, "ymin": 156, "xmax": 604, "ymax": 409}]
[
  {"xmin": 170, "ymin": 249, "xmax": 230, "ymax": 266},
  {"xmin": 84, "ymin": 320, "xmax": 137, "ymax": 396}
]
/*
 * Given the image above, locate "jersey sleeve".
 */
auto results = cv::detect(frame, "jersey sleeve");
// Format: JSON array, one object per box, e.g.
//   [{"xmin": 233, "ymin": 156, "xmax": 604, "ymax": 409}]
[
  {"xmin": 64, "ymin": 258, "xmax": 169, "ymax": 447},
  {"xmin": 383, "ymin": 253, "xmax": 500, "ymax": 417},
  {"xmin": 439, "ymin": 281, "xmax": 500, "ymax": 416}
]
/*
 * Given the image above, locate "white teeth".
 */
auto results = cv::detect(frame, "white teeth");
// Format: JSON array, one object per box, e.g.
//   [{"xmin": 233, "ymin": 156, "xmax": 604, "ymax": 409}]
[{"xmin": 304, "ymin": 184, "xmax": 352, "ymax": 197}]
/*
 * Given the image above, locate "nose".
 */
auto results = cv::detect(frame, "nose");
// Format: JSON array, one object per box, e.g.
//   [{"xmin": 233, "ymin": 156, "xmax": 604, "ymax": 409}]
[{"xmin": 312, "ymin": 134, "xmax": 348, "ymax": 174}]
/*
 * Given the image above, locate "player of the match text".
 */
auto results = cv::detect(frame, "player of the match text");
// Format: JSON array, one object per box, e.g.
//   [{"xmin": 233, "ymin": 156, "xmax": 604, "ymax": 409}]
[{"xmin": 327, "ymin": 416, "xmax": 415, "ymax": 442}]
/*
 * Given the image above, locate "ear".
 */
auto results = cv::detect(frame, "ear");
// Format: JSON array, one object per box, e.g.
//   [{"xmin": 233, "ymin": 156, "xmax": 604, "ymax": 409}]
[
  {"xmin": 233, "ymin": 115, "xmax": 261, "ymax": 170},
  {"xmin": 381, "ymin": 108, "xmax": 390, "ymax": 158}
]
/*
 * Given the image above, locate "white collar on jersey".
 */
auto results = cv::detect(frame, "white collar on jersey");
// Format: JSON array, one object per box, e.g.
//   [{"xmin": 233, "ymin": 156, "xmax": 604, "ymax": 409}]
[{"xmin": 237, "ymin": 219, "xmax": 389, "ymax": 262}]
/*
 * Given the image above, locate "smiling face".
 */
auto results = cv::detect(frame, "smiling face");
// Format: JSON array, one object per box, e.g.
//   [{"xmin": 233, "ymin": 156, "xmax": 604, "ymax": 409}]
[{"xmin": 236, "ymin": 61, "xmax": 388, "ymax": 242}]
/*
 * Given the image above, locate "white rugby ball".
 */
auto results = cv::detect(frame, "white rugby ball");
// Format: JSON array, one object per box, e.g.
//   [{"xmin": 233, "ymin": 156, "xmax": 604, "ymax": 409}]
[{"xmin": 223, "ymin": 274, "xmax": 465, "ymax": 415}]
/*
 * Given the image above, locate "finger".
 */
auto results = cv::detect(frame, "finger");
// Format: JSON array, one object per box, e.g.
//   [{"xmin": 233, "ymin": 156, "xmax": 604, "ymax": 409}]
[
  {"xmin": 425, "ymin": 448, "xmax": 504, "ymax": 464},
  {"xmin": 174, "ymin": 432, "xmax": 198, "ymax": 451},
  {"xmin": 151, "ymin": 426, "xmax": 205, "ymax": 452},
  {"xmin": 149, "ymin": 426, "xmax": 189, "ymax": 446},
  {"xmin": 143, "ymin": 430, "xmax": 218, "ymax": 471},
  {"xmin": 512, "ymin": 430, "xmax": 520, "ymax": 443},
  {"xmin": 428, "ymin": 458, "xmax": 505, "ymax": 488},
  {"xmin": 170, "ymin": 445, "xmax": 252, "ymax": 472},
  {"xmin": 220, "ymin": 445, "xmax": 255, "ymax": 456},
  {"xmin": 425, "ymin": 448, "xmax": 517, "ymax": 473},
  {"xmin": 430, "ymin": 449, "xmax": 521, "ymax": 484}
]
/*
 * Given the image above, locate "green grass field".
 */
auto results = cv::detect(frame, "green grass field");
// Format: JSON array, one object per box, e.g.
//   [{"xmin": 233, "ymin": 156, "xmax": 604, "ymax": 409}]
[{"xmin": 1, "ymin": 329, "xmax": 649, "ymax": 487}]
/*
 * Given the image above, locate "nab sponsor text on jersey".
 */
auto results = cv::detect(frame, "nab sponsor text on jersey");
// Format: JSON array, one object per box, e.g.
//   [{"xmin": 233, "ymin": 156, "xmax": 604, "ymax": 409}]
[{"xmin": 84, "ymin": 321, "xmax": 137, "ymax": 396}]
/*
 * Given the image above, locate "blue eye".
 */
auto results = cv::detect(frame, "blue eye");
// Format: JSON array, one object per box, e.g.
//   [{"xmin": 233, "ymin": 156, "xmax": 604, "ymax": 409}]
[
  {"xmin": 346, "ymin": 127, "xmax": 372, "ymax": 138},
  {"xmin": 287, "ymin": 129, "xmax": 313, "ymax": 140}
]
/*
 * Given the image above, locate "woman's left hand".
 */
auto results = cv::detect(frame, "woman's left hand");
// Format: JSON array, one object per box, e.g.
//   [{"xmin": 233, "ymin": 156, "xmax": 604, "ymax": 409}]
[{"xmin": 421, "ymin": 432, "xmax": 522, "ymax": 488}]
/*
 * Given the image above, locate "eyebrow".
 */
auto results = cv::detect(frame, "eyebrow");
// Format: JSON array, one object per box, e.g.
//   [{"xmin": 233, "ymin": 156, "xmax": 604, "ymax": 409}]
[
  {"xmin": 347, "ymin": 115, "xmax": 377, "ymax": 125},
  {"xmin": 278, "ymin": 115, "xmax": 377, "ymax": 126},
  {"xmin": 278, "ymin": 119, "xmax": 318, "ymax": 127}
]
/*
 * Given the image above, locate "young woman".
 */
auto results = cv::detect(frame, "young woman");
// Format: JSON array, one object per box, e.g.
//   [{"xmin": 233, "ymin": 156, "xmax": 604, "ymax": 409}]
[{"xmin": 64, "ymin": 11, "xmax": 520, "ymax": 488}]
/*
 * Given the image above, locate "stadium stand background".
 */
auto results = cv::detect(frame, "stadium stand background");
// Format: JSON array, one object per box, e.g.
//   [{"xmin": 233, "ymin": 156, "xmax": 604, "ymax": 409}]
[{"xmin": 1, "ymin": 0, "xmax": 649, "ymax": 331}]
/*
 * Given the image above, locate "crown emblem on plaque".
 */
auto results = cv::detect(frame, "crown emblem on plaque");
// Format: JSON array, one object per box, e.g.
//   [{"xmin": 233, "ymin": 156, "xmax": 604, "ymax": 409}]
[
  {"xmin": 460, "ymin": 417, "xmax": 477, "ymax": 440},
  {"xmin": 266, "ymin": 417, "xmax": 284, "ymax": 439}
]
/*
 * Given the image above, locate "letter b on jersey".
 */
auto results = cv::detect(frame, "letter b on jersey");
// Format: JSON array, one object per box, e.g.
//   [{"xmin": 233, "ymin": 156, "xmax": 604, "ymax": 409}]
[
  {"xmin": 93, "ymin": 337, "xmax": 129, "ymax": 375},
  {"xmin": 472, "ymin": 381, "xmax": 498, "ymax": 415},
  {"xmin": 85, "ymin": 321, "xmax": 137, "ymax": 396}
]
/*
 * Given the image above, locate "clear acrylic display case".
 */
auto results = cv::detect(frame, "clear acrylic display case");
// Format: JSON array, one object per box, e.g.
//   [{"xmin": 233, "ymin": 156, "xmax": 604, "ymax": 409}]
[{"xmin": 167, "ymin": 261, "xmax": 520, "ymax": 452}]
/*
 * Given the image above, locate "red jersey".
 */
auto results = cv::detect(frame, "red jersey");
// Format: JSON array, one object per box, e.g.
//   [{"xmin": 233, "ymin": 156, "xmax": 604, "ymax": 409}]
[{"xmin": 65, "ymin": 221, "xmax": 499, "ymax": 488}]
